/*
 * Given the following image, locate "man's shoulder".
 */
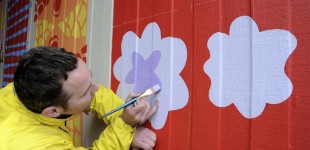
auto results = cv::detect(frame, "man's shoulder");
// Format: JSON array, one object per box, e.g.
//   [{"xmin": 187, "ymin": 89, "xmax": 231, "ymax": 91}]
[
  {"xmin": 0, "ymin": 82, "xmax": 14, "ymax": 95},
  {"xmin": 0, "ymin": 119, "xmax": 73, "ymax": 149}
]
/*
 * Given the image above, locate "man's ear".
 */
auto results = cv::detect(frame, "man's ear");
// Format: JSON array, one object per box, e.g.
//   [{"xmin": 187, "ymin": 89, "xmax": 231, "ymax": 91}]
[{"xmin": 42, "ymin": 106, "xmax": 63, "ymax": 118}]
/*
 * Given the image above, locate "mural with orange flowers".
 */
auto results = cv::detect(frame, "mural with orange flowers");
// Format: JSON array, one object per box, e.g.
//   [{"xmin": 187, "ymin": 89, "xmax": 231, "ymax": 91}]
[{"xmin": 34, "ymin": 0, "xmax": 88, "ymax": 146}]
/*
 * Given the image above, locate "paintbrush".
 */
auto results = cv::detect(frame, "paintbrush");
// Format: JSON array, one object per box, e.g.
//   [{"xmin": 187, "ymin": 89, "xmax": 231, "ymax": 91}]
[{"xmin": 102, "ymin": 84, "xmax": 161, "ymax": 118}]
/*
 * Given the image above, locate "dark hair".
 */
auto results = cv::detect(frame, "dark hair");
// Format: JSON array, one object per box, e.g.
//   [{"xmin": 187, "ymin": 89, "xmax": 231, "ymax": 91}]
[{"xmin": 14, "ymin": 46, "xmax": 78, "ymax": 113}]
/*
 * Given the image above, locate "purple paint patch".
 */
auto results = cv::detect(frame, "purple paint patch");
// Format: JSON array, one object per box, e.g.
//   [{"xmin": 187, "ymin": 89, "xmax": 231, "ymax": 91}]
[{"xmin": 125, "ymin": 50, "xmax": 162, "ymax": 93}]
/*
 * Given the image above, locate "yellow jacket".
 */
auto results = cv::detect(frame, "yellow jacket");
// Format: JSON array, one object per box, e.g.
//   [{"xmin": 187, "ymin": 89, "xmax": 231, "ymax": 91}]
[{"xmin": 0, "ymin": 83, "xmax": 135, "ymax": 149}]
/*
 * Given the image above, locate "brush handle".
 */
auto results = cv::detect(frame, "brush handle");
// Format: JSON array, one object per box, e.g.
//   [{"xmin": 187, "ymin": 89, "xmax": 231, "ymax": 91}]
[{"xmin": 102, "ymin": 96, "xmax": 138, "ymax": 118}]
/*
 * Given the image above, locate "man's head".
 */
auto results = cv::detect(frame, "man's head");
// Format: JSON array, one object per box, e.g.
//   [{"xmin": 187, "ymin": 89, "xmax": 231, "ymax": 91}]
[{"xmin": 14, "ymin": 46, "xmax": 98, "ymax": 117}]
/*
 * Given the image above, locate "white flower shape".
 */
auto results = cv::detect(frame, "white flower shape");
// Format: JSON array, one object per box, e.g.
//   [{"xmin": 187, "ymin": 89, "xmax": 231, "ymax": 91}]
[
  {"xmin": 204, "ymin": 16, "xmax": 297, "ymax": 118},
  {"xmin": 113, "ymin": 22, "xmax": 189, "ymax": 129}
]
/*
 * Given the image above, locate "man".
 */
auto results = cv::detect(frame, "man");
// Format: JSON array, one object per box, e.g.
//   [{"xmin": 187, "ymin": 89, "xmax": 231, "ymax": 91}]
[{"xmin": 0, "ymin": 46, "xmax": 158, "ymax": 149}]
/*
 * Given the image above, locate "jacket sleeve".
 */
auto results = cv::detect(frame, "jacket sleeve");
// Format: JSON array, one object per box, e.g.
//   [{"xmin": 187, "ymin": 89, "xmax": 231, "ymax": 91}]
[{"xmin": 88, "ymin": 84, "xmax": 135, "ymax": 149}]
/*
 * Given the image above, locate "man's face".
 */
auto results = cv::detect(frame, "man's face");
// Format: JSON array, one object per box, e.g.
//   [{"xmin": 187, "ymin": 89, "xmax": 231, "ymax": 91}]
[{"xmin": 62, "ymin": 58, "xmax": 99, "ymax": 115}]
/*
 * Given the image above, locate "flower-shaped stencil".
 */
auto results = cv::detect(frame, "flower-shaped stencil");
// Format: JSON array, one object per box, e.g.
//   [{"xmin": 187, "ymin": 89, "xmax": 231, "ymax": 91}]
[
  {"xmin": 204, "ymin": 16, "xmax": 297, "ymax": 118},
  {"xmin": 113, "ymin": 22, "xmax": 188, "ymax": 129}
]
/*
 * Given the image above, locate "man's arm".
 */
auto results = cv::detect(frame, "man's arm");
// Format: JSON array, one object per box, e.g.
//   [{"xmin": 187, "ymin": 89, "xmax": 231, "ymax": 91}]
[
  {"xmin": 88, "ymin": 84, "xmax": 158, "ymax": 149},
  {"xmin": 87, "ymin": 84, "xmax": 135, "ymax": 149}
]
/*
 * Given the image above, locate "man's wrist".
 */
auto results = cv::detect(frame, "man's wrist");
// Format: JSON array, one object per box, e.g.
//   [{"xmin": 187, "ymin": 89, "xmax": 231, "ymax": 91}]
[
  {"xmin": 120, "ymin": 114, "xmax": 137, "ymax": 127},
  {"xmin": 119, "ymin": 115, "xmax": 136, "ymax": 128},
  {"xmin": 111, "ymin": 116, "xmax": 136, "ymax": 133}
]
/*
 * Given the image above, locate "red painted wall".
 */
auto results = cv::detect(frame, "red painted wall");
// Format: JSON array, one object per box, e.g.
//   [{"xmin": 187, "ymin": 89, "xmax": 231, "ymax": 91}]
[{"xmin": 111, "ymin": 0, "xmax": 310, "ymax": 149}]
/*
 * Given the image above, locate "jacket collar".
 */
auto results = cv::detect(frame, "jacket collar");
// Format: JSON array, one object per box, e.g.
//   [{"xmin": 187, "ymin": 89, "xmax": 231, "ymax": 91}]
[{"xmin": 8, "ymin": 83, "xmax": 67, "ymax": 126}]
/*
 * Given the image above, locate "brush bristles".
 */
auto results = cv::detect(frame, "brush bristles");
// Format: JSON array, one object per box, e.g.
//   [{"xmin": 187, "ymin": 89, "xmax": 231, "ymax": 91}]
[
  {"xmin": 151, "ymin": 84, "xmax": 161, "ymax": 93},
  {"xmin": 140, "ymin": 84, "xmax": 161, "ymax": 97}
]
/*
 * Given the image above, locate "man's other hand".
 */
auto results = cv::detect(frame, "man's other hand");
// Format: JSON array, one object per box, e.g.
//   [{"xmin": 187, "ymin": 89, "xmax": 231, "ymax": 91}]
[{"xmin": 131, "ymin": 127, "xmax": 156, "ymax": 150}]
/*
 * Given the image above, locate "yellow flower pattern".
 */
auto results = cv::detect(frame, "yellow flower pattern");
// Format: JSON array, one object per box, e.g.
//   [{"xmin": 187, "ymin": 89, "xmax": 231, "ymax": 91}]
[
  {"xmin": 58, "ymin": 0, "xmax": 87, "ymax": 38},
  {"xmin": 35, "ymin": 19, "xmax": 54, "ymax": 46}
]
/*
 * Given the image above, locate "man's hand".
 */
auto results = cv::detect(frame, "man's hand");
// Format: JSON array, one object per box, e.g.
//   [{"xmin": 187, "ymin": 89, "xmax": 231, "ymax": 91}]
[
  {"xmin": 131, "ymin": 127, "xmax": 156, "ymax": 150},
  {"xmin": 121, "ymin": 92, "xmax": 158, "ymax": 126}
]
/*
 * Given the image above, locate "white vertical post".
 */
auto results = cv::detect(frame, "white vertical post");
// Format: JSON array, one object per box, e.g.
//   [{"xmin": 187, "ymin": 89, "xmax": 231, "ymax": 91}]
[
  {"xmin": 83, "ymin": 0, "xmax": 114, "ymax": 146},
  {"xmin": 26, "ymin": 0, "xmax": 36, "ymax": 49}
]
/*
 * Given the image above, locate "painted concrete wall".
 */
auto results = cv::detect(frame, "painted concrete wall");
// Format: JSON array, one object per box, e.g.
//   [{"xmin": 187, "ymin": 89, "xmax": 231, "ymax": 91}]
[{"xmin": 111, "ymin": 0, "xmax": 310, "ymax": 149}]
